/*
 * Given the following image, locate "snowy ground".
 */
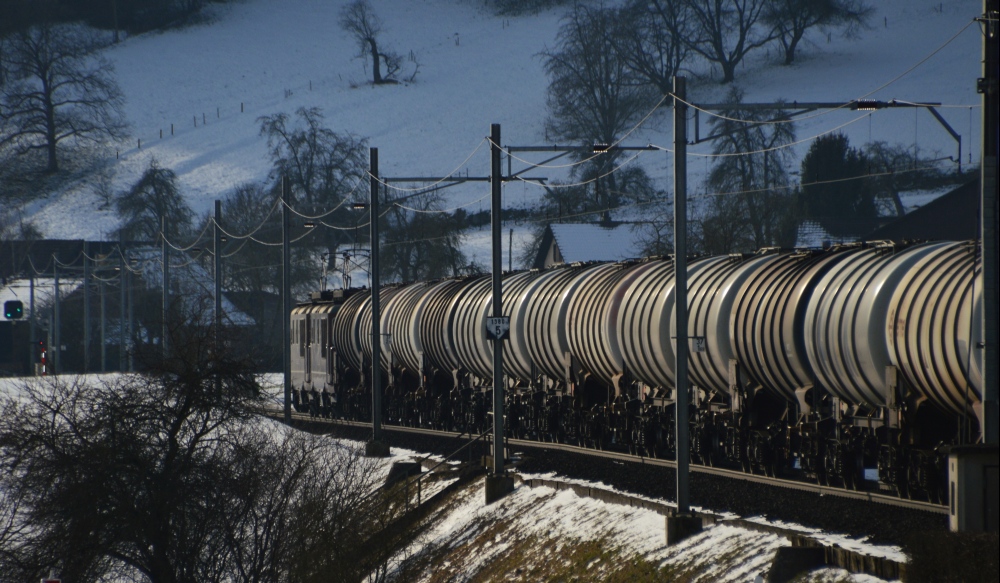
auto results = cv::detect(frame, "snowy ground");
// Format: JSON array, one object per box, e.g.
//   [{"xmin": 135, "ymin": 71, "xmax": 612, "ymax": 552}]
[
  {"xmin": 0, "ymin": 372, "xmax": 908, "ymax": 581},
  {"xmin": 15, "ymin": 0, "xmax": 984, "ymax": 272},
  {"xmin": 384, "ymin": 469, "xmax": 901, "ymax": 582}
]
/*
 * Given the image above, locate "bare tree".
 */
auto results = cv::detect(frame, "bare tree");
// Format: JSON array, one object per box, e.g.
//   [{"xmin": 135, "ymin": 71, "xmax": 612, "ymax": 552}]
[
  {"xmin": 258, "ymin": 107, "xmax": 368, "ymax": 278},
  {"xmin": 862, "ymin": 140, "xmax": 955, "ymax": 218},
  {"xmin": 541, "ymin": 4, "xmax": 659, "ymax": 222},
  {"xmin": 693, "ymin": 193, "xmax": 756, "ymax": 253},
  {"xmin": 258, "ymin": 107, "xmax": 367, "ymax": 215},
  {"xmin": 381, "ymin": 189, "xmax": 468, "ymax": 283},
  {"xmin": 339, "ymin": 0, "xmax": 401, "ymax": 84},
  {"xmin": 705, "ymin": 89, "xmax": 797, "ymax": 250},
  {"xmin": 0, "ymin": 317, "xmax": 389, "ymax": 583},
  {"xmin": 218, "ymin": 181, "xmax": 283, "ymax": 293},
  {"xmin": 0, "ymin": 205, "xmax": 40, "ymax": 243},
  {"xmin": 683, "ymin": 0, "xmax": 778, "ymax": 83},
  {"xmin": 614, "ymin": 0, "xmax": 693, "ymax": 95},
  {"xmin": 764, "ymin": 0, "xmax": 872, "ymax": 65},
  {"xmin": 116, "ymin": 158, "xmax": 193, "ymax": 242},
  {"xmin": 0, "ymin": 23, "xmax": 127, "ymax": 173}
]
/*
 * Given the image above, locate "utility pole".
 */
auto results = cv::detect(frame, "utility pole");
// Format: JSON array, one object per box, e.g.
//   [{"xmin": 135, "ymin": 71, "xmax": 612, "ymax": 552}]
[
  {"xmin": 491, "ymin": 124, "xmax": 505, "ymax": 476},
  {"xmin": 508, "ymin": 228, "xmax": 513, "ymax": 272},
  {"xmin": 673, "ymin": 77, "xmax": 690, "ymax": 515},
  {"xmin": 282, "ymin": 177, "xmax": 292, "ymax": 424},
  {"xmin": 366, "ymin": 147, "xmax": 389, "ymax": 457},
  {"xmin": 84, "ymin": 242, "xmax": 91, "ymax": 373},
  {"xmin": 128, "ymin": 261, "xmax": 134, "ymax": 372},
  {"xmin": 948, "ymin": 7, "xmax": 997, "ymax": 533},
  {"xmin": 980, "ymin": 0, "xmax": 998, "ymax": 444},
  {"xmin": 485, "ymin": 123, "xmax": 515, "ymax": 503},
  {"xmin": 52, "ymin": 259, "xmax": 60, "ymax": 375},
  {"xmin": 119, "ymin": 236, "xmax": 126, "ymax": 372},
  {"xmin": 214, "ymin": 199, "xmax": 223, "ymax": 392},
  {"xmin": 666, "ymin": 76, "xmax": 702, "ymax": 544},
  {"xmin": 162, "ymin": 218, "xmax": 169, "ymax": 360},
  {"xmin": 29, "ymin": 274, "xmax": 35, "ymax": 373},
  {"xmin": 100, "ymin": 276, "xmax": 106, "ymax": 373},
  {"xmin": 112, "ymin": 0, "xmax": 119, "ymax": 43}
]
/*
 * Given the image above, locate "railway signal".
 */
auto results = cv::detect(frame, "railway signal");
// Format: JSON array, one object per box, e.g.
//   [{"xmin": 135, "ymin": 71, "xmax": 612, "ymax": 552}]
[{"xmin": 4, "ymin": 300, "xmax": 23, "ymax": 319}]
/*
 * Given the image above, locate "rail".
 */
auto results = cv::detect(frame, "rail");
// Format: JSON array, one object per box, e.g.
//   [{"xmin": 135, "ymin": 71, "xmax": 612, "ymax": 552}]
[{"xmin": 269, "ymin": 408, "xmax": 947, "ymax": 515}]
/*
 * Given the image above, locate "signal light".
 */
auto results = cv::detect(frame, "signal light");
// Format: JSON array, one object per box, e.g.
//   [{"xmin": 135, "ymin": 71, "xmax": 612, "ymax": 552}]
[{"xmin": 4, "ymin": 300, "xmax": 23, "ymax": 319}]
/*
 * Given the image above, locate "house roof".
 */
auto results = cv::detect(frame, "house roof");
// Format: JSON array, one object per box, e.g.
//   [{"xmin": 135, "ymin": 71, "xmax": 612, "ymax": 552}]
[
  {"xmin": 545, "ymin": 223, "xmax": 645, "ymax": 265},
  {"xmin": 866, "ymin": 179, "xmax": 980, "ymax": 241},
  {"xmin": 794, "ymin": 180, "xmax": 979, "ymax": 248}
]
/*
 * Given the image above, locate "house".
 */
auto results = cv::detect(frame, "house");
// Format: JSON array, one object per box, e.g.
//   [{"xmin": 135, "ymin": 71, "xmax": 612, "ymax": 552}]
[
  {"xmin": 532, "ymin": 223, "xmax": 647, "ymax": 269},
  {"xmin": 1, "ymin": 239, "xmax": 256, "ymax": 375},
  {"xmin": 866, "ymin": 179, "xmax": 980, "ymax": 241},
  {"xmin": 794, "ymin": 179, "xmax": 980, "ymax": 248}
]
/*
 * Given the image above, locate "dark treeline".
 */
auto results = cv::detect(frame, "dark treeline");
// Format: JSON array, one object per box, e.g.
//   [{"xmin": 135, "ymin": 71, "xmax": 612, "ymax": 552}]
[{"xmin": 1, "ymin": 0, "xmax": 226, "ymax": 36}]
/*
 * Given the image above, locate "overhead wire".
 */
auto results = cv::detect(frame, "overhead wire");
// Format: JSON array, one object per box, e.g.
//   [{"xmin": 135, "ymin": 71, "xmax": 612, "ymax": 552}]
[
  {"xmin": 677, "ymin": 17, "xmax": 978, "ymax": 127},
  {"xmin": 164, "ymin": 219, "xmax": 214, "ymax": 252},
  {"xmin": 649, "ymin": 111, "xmax": 873, "ymax": 158},
  {"xmin": 280, "ymin": 175, "xmax": 366, "ymax": 220},
  {"xmin": 27, "ymin": 254, "xmax": 54, "ymax": 276},
  {"xmin": 500, "ymin": 91, "xmax": 673, "ymax": 171},
  {"xmin": 370, "ymin": 138, "xmax": 488, "ymax": 192},
  {"xmin": 510, "ymin": 162, "xmax": 949, "ymax": 228},
  {"xmin": 90, "ymin": 272, "xmax": 124, "ymax": 283},
  {"xmin": 514, "ymin": 150, "xmax": 647, "ymax": 190},
  {"xmin": 52, "ymin": 251, "xmax": 84, "ymax": 269},
  {"xmin": 212, "ymin": 196, "xmax": 282, "ymax": 240},
  {"xmin": 90, "ymin": 17, "xmax": 978, "ymax": 277},
  {"xmin": 394, "ymin": 190, "xmax": 491, "ymax": 213},
  {"xmin": 698, "ymin": 162, "xmax": 948, "ymax": 199},
  {"xmin": 166, "ymin": 250, "xmax": 210, "ymax": 269},
  {"xmin": 221, "ymin": 238, "xmax": 251, "ymax": 258}
]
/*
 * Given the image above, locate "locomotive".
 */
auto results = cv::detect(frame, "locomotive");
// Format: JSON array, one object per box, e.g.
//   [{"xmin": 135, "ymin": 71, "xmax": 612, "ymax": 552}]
[{"xmin": 290, "ymin": 240, "xmax": 984, "ymax": 500}]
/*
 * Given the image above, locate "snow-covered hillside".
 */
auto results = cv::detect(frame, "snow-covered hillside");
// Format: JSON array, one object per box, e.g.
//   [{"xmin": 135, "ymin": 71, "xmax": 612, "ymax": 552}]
[{"xmin": 23, "ymin": 0, "xmax": 985, "ymax": 264}]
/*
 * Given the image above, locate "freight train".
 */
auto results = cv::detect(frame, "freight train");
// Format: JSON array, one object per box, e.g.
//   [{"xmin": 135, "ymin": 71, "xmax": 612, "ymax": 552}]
[{"xmin": 290, "ymin": 240, "xmax": 984, "ymax": 500}]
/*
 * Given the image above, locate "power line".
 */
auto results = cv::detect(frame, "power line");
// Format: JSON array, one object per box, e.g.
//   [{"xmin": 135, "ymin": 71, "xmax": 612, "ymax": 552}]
[
  {"xmin": 370, "ymin": 138, "xmax": 488, "ymax": 192},
  {"xmin": 650, "ymin": 112, "xmax": 872, "ymax": 159},
  {"xmin": 513, "ymin": 150, "xmax": 648, "ymax": 190}
]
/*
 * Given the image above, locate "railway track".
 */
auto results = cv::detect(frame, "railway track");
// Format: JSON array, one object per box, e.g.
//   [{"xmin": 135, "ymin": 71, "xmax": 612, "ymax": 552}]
[{"xmin": 266, "ymin": 408, "xmax": 948, "ymax": 516}]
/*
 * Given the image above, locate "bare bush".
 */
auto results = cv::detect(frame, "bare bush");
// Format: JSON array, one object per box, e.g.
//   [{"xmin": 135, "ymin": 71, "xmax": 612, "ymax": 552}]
[{"xmin": 0, "ymin": 318, "xmax": 390, "ymax": 583}]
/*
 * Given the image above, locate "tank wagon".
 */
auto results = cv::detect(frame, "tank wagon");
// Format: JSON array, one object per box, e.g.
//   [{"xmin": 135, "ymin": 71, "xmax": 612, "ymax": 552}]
[{"xmin": 290, "ymin": 240, "xmax": 984, "ymax": 500}]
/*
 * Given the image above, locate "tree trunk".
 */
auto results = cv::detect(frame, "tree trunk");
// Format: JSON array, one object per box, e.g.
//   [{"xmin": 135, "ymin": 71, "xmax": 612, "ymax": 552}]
[
  {"xmin": 368, "ymin": 37, "xmax": 382, "ymax": 83},
  {"xmin": 783, "ymin": 30, "xmax": 805, "ymax": 65},
  {"xmin": 44, "ymin": 84, "xmax": 59, "ymax": 173},
  {"xmin": 720, "ymin": 61, "xmax": 736, "ymax": 84}
]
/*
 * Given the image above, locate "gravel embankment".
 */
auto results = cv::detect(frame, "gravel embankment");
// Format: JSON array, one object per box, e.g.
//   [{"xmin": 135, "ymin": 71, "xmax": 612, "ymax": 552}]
[{"xmin": 298, "ymin": 419, "xmax": 947, "ymax": 545}]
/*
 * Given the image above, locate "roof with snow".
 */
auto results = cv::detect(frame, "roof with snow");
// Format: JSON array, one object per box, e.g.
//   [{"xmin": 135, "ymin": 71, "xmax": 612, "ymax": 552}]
[
  {"xmin": 795, "ymin": 180, "xmax": 979, "ymax": 248},
  {"xmin": 129, "ymin": 248, "xmax": 255, "ymax": 327},
  {"xmin": 794, "ymin": 221, "xmax": 861, "ymax": 249},
  {"xmin": 866, "ymin": 179, "xmax": 979, "ymax": 241},
  {"xmin": 533, "ymin": 223, "xmax": 646, "ymax": 268}
]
